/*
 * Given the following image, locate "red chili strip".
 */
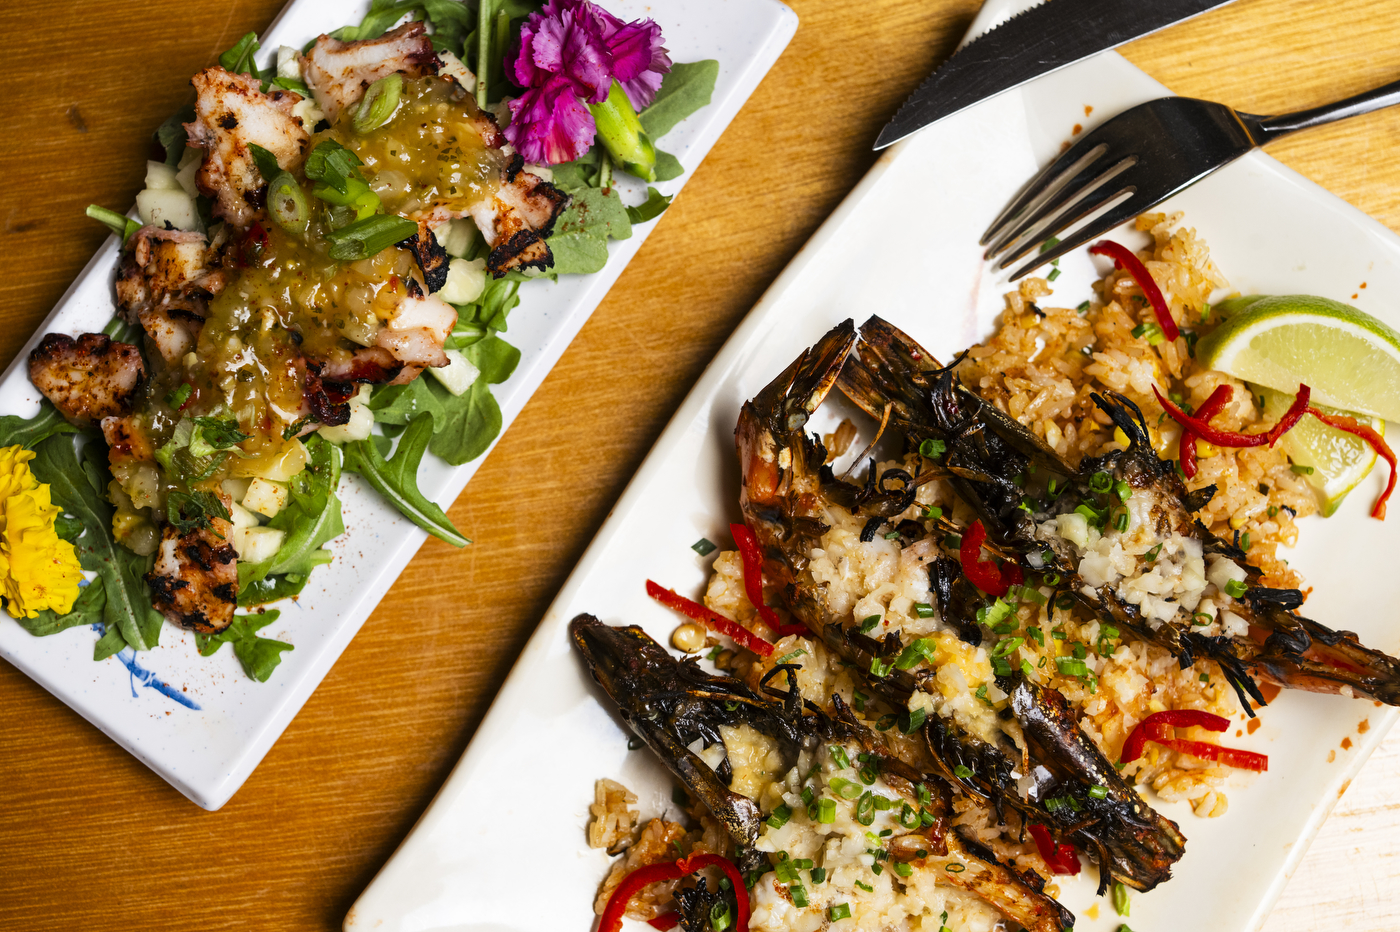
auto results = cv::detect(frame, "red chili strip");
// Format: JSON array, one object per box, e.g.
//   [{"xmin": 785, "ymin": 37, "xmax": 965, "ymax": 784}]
[
  {"xmin": 729, "ymin": 522, "xmax": 783, "ymax": 630},
  {"xmin": 646, "ymin": 580, "xmax": 776, "ymax": 657},
  {"xmin": 775, "ymin": 624, "xmax": 811, "ymax": 639},
  {"xmin": 1305, "ymin": 407, "xmax": 1396, "ymax": 520},
  {"xmin": 1179, "ymin": 384, "xmax": 1234, "ymax": 479},
  {"xmin": 959, "ymin": 519, "xmax": 1021, "ymax": 597},
  {"xmin": 1027, "ymin": 823, "xmax": 1081, "ymax": 875},
  {"xmin": 1120, "ymin": 709, "xmax": 1266, "ymax": 771},
  {"xmin": 1155, "ymin": 384, "xmax": 1311, "ymax": 449},
  {"xmin": 1089, "ymin": 240, "xmax": 1179, "ymax": 342},
  {"xmin": 647, "ymin": 913, "xmax": 680, "ymax": 931},
  {"xmin": 600, "ymin": 853, "xmax": 750, "ymax": 932}
]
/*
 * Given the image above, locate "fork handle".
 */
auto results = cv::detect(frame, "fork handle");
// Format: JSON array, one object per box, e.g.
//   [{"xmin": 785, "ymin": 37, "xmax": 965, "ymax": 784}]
[{"xmin": 1246, "ymin": 78, "xmax": 1400, "ymax": 145}]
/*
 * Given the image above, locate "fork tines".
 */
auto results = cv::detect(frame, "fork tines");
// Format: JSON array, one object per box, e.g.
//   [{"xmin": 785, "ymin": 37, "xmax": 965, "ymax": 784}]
[{"xmin": 982, "ymin": 123, "xmax": 1152, "ymax": 280}]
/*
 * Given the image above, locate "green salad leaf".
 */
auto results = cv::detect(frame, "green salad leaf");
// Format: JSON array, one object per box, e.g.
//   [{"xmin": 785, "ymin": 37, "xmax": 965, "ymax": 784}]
[
  {"xmin": 345, "ymin": 413, "xmax": 470, "ymax": 546},
  {"xmin": 27, "ymin": 434, "xmax": 162, "ymax": 653},
  {"xmin": 545, "ymin": 186, "xmax": 633, "ymax": 276},
  {"xmin": 238, "ymin": 435, "xmax": 345, "ymax": 601},
  {"xmin": 155, "ymin": 104, "xmax": 196, "ymax": 167},
  {"xmin": 0, "ymin": 400, "xmax": 77, "ymax": 450},
  {"xmin": 639, "ymin": 61, "xmax": 719, "ymax": 140},
  {"xmin": 219, "ymin": 31, "xmax": 262, "ymax": 77},
  {"xmin": 196, "ymin": 610, "xmax": 294, "ymax": 683},
  {"xmin": 627, "ymin": 187, "xmax": 673, "ymax": 224}
]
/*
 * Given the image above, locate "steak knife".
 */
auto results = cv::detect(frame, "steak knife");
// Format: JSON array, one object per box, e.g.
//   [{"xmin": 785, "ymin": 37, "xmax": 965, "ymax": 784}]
[{"xmin": 875, "ymin": 0, "xmax": 1242, "ymax": 150}]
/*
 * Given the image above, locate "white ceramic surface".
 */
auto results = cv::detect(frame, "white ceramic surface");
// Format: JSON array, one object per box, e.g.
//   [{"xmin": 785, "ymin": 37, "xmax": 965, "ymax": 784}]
[
  {"xmin": 344, "ymin": 3, "xmax": 1400, "ymax": 931},
  {"xmin": 0, "ymin": 0, "xmax": 800, "ymax": 811}
]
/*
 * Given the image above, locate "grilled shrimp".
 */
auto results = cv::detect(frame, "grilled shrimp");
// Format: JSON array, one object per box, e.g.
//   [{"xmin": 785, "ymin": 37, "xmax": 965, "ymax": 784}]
[
  {"xmin": 836, "ymin": 315, "xmax": 1400, "ymax": 711},
  {"xmin": 734, "ymin": 321, "xmax": 1187, "ymax": 893},
  {"xmin": 571, "ymin": 615, "xmax": 1076, "ymax": 932},
  {"xmin": 301, "ymin": 22, "xmax": 441, "ymax": 123},
  {"xmin": 145, "ymin": 507, "xmax": 239, "ymax": 633},
  {"xmin": 28, "ymin": 333, "xmax": 145, "ymax": 426}
]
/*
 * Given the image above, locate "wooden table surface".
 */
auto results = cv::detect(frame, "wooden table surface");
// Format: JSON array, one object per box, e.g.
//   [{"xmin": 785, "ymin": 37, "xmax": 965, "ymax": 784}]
[{"xmin": 2, "ymin": 0, "xmax": 1398, "ymax": 928}]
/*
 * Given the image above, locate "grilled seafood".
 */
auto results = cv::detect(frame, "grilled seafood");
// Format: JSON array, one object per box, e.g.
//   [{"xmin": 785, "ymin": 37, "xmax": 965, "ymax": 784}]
[
  {"xmin": 28, "ymin": 333, "xmax": 145, "ymax": 426},
  {"xmin": 836, "ymin": 315, "xmax": 1400, "ymax": 711},
  {"xmin": 732, "ymin": 320, "xmax": 1189, "ymax": 894},
  {"xmin": 572, "ymin": 614, "xmax": 1076, "ymax": 932}
]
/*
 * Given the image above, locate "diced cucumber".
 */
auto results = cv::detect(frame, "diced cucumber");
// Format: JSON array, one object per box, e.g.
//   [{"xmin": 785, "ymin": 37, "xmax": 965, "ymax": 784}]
[
  {"xmin": 243, "ymin": 478, "xmax": 289, "ymax": 518},
  {"xmin": 234, "ymin": 526, "xmax": 286, "ymax": 564},
  {"xmin": 136, "ymin": 188, "xmax": 201, "ymax": 231},
  {"xmin": 439, "ymin": 257, "xmax": 486, "ymax": 304},
  {"xmin": 145, "ymin": 159, "xmax": 181, "ymax": 190},
  {"xmin": 428, "ymin": 349, "xmax": 480, "ymax": 397}
]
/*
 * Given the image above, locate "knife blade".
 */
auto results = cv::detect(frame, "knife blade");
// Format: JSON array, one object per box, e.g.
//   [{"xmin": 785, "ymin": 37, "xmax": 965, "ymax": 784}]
[{"xmin": 874, "ymin": 0, "xmax": 1241, "ymax": 150}]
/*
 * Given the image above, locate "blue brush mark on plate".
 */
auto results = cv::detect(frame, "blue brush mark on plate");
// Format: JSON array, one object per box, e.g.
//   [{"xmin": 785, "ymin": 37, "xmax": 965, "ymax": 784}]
[{"xmin": 91, "ymin": 624, "xmax": 201, "ymax": 710}]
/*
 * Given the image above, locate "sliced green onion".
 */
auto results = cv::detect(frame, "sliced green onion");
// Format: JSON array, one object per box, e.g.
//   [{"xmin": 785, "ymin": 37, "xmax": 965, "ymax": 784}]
[
  {"xmin": 899, "ymin": 707, "xmax": 926, "ymax": 735},
  {"xmin": 1224, "ymin": 578, "xmax": 1248, "ymax": 598},
  {"xmin": 86, "ymin": 204, "xmax": 141, "ymax": 244},
  {"xmin": 1114, "ymin": 511, "xmax": 1129, "ymax": 532},
  {"xmin": 810, "ymin": 866, "xmax": 828, "ymax": 883},
  {"xmin": 766, "ymin": 804, "xmax": 791, "ymax": 829},
  {"xmin": 829, "ymin": 903, "xmax": 851, "ymax": 921},
  {"xmin": 894, "ymin": 637, "xmax": 938, "ymax": 670},
  {"xmin": 1291, "ymin": 464, "xmax": 1314, "ymax": 475},
  {"xmin": 775, "ymin": 648, "xmax": 807, "ymax": 665},
  {"xmin": 1114, "ymin": 479, "xmax": 1132, "ymax": 502},
  {"xmin": 165, "ymin": 383, "xmax": 192, "ymax": 408},
  {"xmin": 1200, "ymin": 672, "xmax": 1211, "ymax": 683},
  {"xmin": 829, "ymin": 745, "xmax": 852, "ymax": 770},
  {"xmin": 816, "ymin": 798, "xmax": 836, "ymax": 824},
  {"xmin": 1047, "ymin": 267, "xmax": 1061, "ymax": 281},
  {"xmin": 790, "ymin": 883, "xmax": 809, "ymax": 908},
  {"xmin": 975, "ymin": 685, "xmax": 992, "ymax": 708},
  {"xmin": 869, "ymin": 656, "xmax": 893, "ymax": 678},
  {"xmin": 1089, "ymin": 785, "xmax": 1109, "ymax": 800},
  {"xmin": 692, "ymin": 537, "xmax": 717, "ymax": 555},
  {"xmin": 855, "ymin": 792, "xmax": 876, "ymax": 825},
  {"xmin": 353, "ymin": 73, "xmax": 403, "ymax": 134},
  {"xmin": 953, "ymin": 764, "xmax": 973, "ymax": 780},
  {"xmin": 919, "ymin": 438, "xmax": 946, "ymax": 459},
  {"xmin": 1077, "ymin": 300, "xmax": 1091, "ymax": 315},
  {"xmin": 871, "ymin": 795, "xmax": 893, "ymax": 811},
  {"xmin": 923, "ymin": 505, "xmax": 943, "ymax": 520},
  {"xmin": 1039, "ymin": 236, "xmax": 1061, "ymax": 253},
  {"xmin": 1143, "ymin": 543, "xmax": 1163, "ymax": 562},
  {"xmin": 1056, "ymin": 656, "xmax": 1090, "ymax": 677},
  {"xmin": 945, "ymin": 864, "xmax": 965, "ymax": 873},
  {"xmin": 884, "ymin": 530, "xmax": 901, "ymax": 540},
  {"xmin": 267, "ymin": 171, "xmax": 310, "ymax": 236},
  {"xmin": 325, "ymin": 213, "xmax": 417, "ymax": 261},
  {"xmin": 893, "ymin": 860, "xmax": 912, "ymax": 877},
  {"xmin": 829, "ymin": 777, "xmax": 862, "ymax": 800},
  {"xmin": 913, "ymin": 602, "xmax": 935, "ymax": 618},
  {"xmin": 859, "ymin": 614, "xmax": 881, "ymax": 633},
  {"xmin": 1241, "ymin": 531, "xmax": 1252, "ymax": 550},
  {"xmin": 1114, "ymin": 880, "xmax": 1131, "ymax": 916},
  {"xmin": 1089, "ymin": 470, "xmax": 1113, "ymax": 493},
  {"xmin": 1131, "ymin": 321, "xmax": 1166, "ymax": 345},
  {"xmin": 1192, "ymin": 612, "xmax": 1213, "ymax": 626},
  {"xmin": 852, "ymin": 689, "xmax": 868, "ymax": 712}
]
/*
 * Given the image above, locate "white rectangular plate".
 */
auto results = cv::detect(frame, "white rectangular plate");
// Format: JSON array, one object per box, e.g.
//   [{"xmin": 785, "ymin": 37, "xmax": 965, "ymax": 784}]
[
  {"xmin": 0, "ymin": 0, "xmax": 800, "ymax": 811},
  {"xmin": 344, "ymin": 2, "xmax": 1400, "ymax": 930}
]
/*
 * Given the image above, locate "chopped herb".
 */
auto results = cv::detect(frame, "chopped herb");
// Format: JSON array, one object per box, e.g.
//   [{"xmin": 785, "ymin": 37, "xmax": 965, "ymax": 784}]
[
  {"xmin": 855, "ymin": 792, "xmax": 876, "ymax": 826},
  {"xmin": 165, "ymin": 384, "xmax": 192, "ymax": 408},
  {"xmin": 1052, "ymin": 629, "xmax": 1067, "ymax": 640},
  {"xmin": 854, "ymin": 880, "xmax": 874, "ymax": 892},
  {"xmin": 869, "ymin": 656, "xmax": 893, "ymax": 678},
  {"xmin": 829, "ymin": 903, "xmax": 851, "ymax": 921},
  {"xmin": 1077, "ymin": 300, "xmax": 1091, "ymax": 315},
  {"xmin": 1027, "ymin": 626, "xmax": 1044, "ymax": 646},
  {"xmin": 789, "ymin": 883, "xmax": 809, "ymax": 908},
  {"xmin": 894, "ymin": 637, "xmax": 938, "ymax": 670},
  {"xmin": 1047, "ymin": 267, "xmax": 1061, "ymax": 281},
  {"xmin": 166, "ymin": 490, "xmax": 231, "ymax": 535},
  {"xmin": 1089, "ymin": 785, "xmax": 1109, "ymax": 800},
  {"xmin": 1056, "ymin": 656, "xmax": 1090, "ymax": 677},
  {"xmin": 913, "ymin": 602, "xmax": 935, "ymax": 618},
  {"xmin": 1072, "ymin": 642, "xmax": 1087, "ymax": 660},
  {"xmin": 282, "ymin": 415, "xmax": 315, "ymax": 441},
  {"xmin": 1089, "ymin": 471, "xmax": 1113, "ymax": 493},
  {"xmin": 830, "ymin": 745, "xmax": 852, "ymax": 770},
  {"xmin": 829, "ymin": 777, "xmax": 863, "ymax": 800},
  {"xmin": 893, "ymin": 860, "xmax": 912, "ymax": 877},
  {"xmin": 953, "ymin": 764, "xmax": 974, "ymax": 780},
  {"xmin": 917, "ymin": 783, "xmax": 932, "ymax": 806},
  {"xmin": 1291, "ymin": 464, "xmax": 1314, "ymax": 475},
  {"xmin": 691, "ymin": 537, "xmax": 717, "ymax": 555},
  {"xmin": 859, "ymin": 758, "xmax": 882, "ymax": 783},
  {"xmin": 899, "ymin": 803, "xmax": 920, "ymax": 829},
  {"xmin": 1224, "ymin": 578, "xmax": 1248, "ymax": 599},
  {"xmin": 1075, "ymin": 502, "xmax": 1106, "ymax": 528},
  {"xmin": 899, "ymin": 707, "xmax": 927, "ymax": 735},
  {"xmin": 1114, "ymin": 880, "xmax": 1131, "ymax": 916},
  {"xmin": 1268, "ymin": 505, "xmax": 1279, "ymax": 518},
  {"xmin": 975, "ymin": 684, "xmax": 993, "ymax": 707},
  {"xmin": 811, "ymin": 866, "xmax": 828, "ymax": 883},
  {"xmin": 1144, "ymin": 543, "xmax": 1163, "ymax": 562},
  {"xmin": 859, "ymin": 614, "xmax": 881, "ymax": 633},
  {"xmin": 919, "ymin": 438, "xmax": 946, "ymax": 459}
]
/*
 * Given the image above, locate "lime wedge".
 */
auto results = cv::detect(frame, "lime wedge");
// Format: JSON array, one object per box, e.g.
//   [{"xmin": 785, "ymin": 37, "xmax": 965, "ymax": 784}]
[
  {"xmin": 1260, "ymin": 387, "xmax": 1383, "ymax": 517},
  {"xmin": 1195, "ymin": 295, "xmax": 1400, "ymax": 421}
]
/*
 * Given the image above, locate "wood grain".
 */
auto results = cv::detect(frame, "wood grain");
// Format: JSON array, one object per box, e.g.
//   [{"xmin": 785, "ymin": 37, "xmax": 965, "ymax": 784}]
[{"xmin": 1, "ymin": 0, "xmax": 1397, "ymax": 928}]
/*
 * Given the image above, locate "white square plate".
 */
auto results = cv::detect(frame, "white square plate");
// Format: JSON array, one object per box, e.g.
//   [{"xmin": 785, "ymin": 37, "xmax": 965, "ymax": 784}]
[
  {"xmin": 344, "ymin": 2, "xmax": 1400, "ymax": 929},
  {"xmin": 0, "ymin": 0, "xmax": 800, "ymax": 811}
]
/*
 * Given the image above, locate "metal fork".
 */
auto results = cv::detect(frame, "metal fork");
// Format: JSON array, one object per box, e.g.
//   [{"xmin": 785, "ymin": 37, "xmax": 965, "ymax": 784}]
[{"xmin": 983, "ymin": 78, "xmax": 1400, "ymax": 280}]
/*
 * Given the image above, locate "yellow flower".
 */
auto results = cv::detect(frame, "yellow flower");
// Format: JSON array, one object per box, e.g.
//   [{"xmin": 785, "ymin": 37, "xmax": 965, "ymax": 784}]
[{"xmin": 0, "ymin": 445, "xmax": 83, "ymax": 619}]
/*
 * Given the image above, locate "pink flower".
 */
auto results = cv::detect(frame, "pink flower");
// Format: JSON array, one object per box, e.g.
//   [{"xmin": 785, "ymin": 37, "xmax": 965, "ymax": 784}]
[{"xmin": 504, "ymin": 0, "xmax": 671, "ymax": 164}]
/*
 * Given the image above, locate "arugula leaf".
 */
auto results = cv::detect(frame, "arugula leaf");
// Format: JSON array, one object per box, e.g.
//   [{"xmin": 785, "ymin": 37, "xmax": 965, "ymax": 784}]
[
  {"xmin": 549, "ymin": 150, "xmax": 601, "ymax": 192},
  {"xmin": 14, "ymin": 578, "xmax": 107, "ymax": 638},
  {"xmin": 345, "ymin": 413, "xmax": 469, "ymax": 546},
  {"xmin": 239, "ymin": 435, "xmax": 344, "ymax": 590},
  {"xmin": 652, "ymin": 149, "xmax": 684, "ymax": 182},
  {"xmin": 368, "ymin": 374, "xmax": 447, "ymax": 427},
  {"xmin": 195, "ymin": 610, "xmax": 294, "ymax": 683},
  {"xmin": 219, "ymin": 31, "xmax": 262, "ymax": 77},
  {"xmin": 238, "ymin": 571, "xmax": 311, "ymax": 608},
  {"xmin": 639, "ymin": 60, "xmax": 719, "ymax": 140},
  {"xmin": 331, "ymin": 0, "xmax": 425, "ymax": 42},
  {"xmin": 0, "ymin": 400, "xmax": 76, "ymax": 450},
  {"xmin": 426, "ymin": 334, "xmax": 521, "ymax": 464},
  {"xmin": 155, "ymin": 104, "xmax": 195, "ymax": 167},
  {"xmin": 166, "ymin": 490, "xmax": 231, "ymax": 535},
  {"xmin": 94, "ymin": 622, "xmax": 129, "ymax": 662},
  {"xmin": 545, "ymin": 186, "xmax": 633, "ymax": 276},
  {"xmin": 627, "ymin": 186, "xmax": 673, "ymax": 224},
  {"xmin": 247, "ymin": 143, "xmax": 281, "ymax": 184},
  {"xmin": 443, "ymin": 274, "xmax": 522, "ymax": 350},
  {"xmin": 28, "ymin": 435, "xmax": 162, "ymax": 652}
]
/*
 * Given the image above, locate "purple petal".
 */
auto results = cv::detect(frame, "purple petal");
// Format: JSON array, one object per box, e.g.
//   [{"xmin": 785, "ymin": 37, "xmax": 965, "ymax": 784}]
[
  {"xmin": 511, "ymin": 1, "xmax": 613, "ymax": 102},
  {"xmin": 601, "ymin": 16, "xmax": 672, "ymax": 110},
  {"xmin": 504, "ymin": 78, "xmax": 598, "ymax": 165}
]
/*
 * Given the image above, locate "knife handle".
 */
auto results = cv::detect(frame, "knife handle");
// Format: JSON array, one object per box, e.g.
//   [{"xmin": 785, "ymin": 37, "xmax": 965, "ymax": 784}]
[{"xmin": 1244, "ymin": 78, "xmax": 1400, "ymax": 145}]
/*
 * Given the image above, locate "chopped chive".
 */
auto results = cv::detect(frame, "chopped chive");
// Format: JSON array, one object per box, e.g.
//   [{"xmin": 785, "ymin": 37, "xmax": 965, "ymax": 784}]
[
  {"xmin": 1114, "ymin": 511, "xmax": 1129, "ymax": 532},
  {"xmin": 913, "ymin": 602, "xmax": 935, "ymax": 618},
  {"xmin": 830, "ymin": 745, "xmax": 852, "ymax": 770},
  {"xmin": 1027, "ymin": 626, "xmax": 1044, "ymax": 646},
  {"xmin": 1241, "ymin": 531, "xmax": 1252, "ymax": 550},
  {"xmin": 854, "ymin": 880, "xmax": 874, "ymax": 892},
  {"xmin": 1224, "ymin": 578, "xmax": 1248, "ymax": 599},
  {"xmin": 859, "ymin": 615, "xmax": 881, "ymax": 633},
  {"xmin": 919, "ymin": 438, "xmax": 946, "ymax": 459},
  {"xmin": 923, "ymin": 505, "xmax": 944, "ymax": 520},
  {"xmin": 1040, "ymin": 236, "xmax": 1061, "ymax": 253},
  {"xmin": 1047, "ymin": 267, "xmax": 1061, "ymax": 281},
  {"xmin": 829, "ymin": 903, "xmax": 851, "ymax": 921},
  {"xmin": 1020, "ymin": 658, "xmax": 1035, "ymax": 677},
  {"xmin": 767, "ymin": 804, "xmax": 792, "ymax": 829},
  {"xmin": 953, "ymin": 764, "xmax": 974, "ymax": 780},
  {"xmin": 945, "ymin": 864, "xmax": 965, "ymax": 873},
  {"xmin": 1089, "ymin": 785, "xmax": 1109, "ymax": 799},
  {"xmin": 811, "ymin": 866, "xmax": 828, "ymax": 883},
  {"xmin": 691, "ymin": 537, "xmax": 717, "ymax": 555},
  {"xmin": 893, "ymin": 860, "xmax": 912, "ymax": 877},
  {"xmin": 1291, "ymin": 464, "xmax": 1314, "ymax": 475},
  {"xmin": 165, "ymin": 383, "xmax": 192, "ymax": 408},
  {"xmin": 1077, "ymin": 300, "xmax": 1091, "ymax": 315}
]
